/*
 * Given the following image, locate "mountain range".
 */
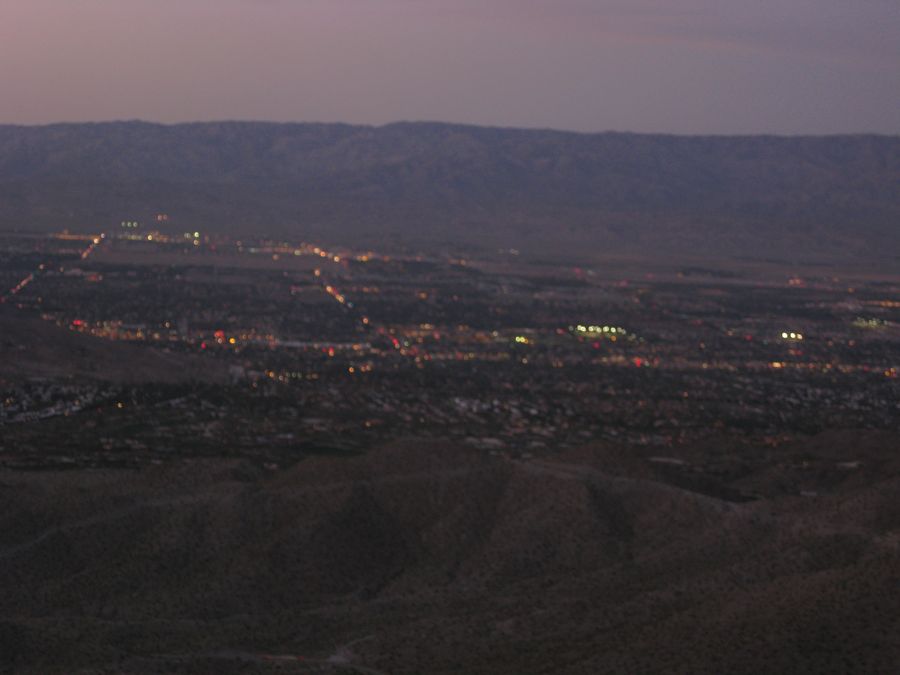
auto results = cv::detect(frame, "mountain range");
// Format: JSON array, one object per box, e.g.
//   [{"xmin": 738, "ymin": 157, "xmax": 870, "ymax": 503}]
[{"xmin": 1, "ymin": 121, "xmax": 898, "ymax": 259}]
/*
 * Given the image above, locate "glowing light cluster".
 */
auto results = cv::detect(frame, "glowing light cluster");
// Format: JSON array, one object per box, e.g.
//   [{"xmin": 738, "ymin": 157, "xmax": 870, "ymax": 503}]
[
  {"xmin": 573, "ymin": 325, "xmax": 626, "ymax": 335},
  {"xmin": 853, "ymin": 317, "xmax": 887, "ymax": 329}
]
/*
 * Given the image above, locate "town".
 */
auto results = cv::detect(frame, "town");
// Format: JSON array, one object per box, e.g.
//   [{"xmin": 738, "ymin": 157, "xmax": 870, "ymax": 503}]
[{"xmin": 2, "ymin": 226, "xmax": 898, "ymax": 499}]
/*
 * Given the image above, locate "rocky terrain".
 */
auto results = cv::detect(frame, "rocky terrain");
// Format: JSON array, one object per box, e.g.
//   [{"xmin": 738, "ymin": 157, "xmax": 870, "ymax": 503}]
[{"xmin": 1, "ymin": 437, "xmax": 897, "ymax": 674}]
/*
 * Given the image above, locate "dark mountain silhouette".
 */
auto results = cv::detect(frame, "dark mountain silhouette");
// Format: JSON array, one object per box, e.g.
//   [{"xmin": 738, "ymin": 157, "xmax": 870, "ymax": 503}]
[
  {"xmin": 1, "ymin": 121, "xmax": 898, "ymax": 258},
  {"xmin": 1, "ymin": 440, "xmax": 898, "ymax": 673}
]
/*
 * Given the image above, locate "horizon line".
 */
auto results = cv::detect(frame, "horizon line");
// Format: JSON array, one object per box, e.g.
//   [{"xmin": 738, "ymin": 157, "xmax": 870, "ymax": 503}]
[{"xmin": 1, "ymin": 118, "xmax": 898, "ymax": 139}]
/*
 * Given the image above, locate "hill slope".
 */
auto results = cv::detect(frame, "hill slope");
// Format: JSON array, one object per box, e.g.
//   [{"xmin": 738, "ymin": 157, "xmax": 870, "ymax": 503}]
[
  {"xmin": 0, "ymin": 311, "xmax": 226, "ymax": 384},
  {"xmin": 1, "ymin": 121, "xmax": 898, "ymax": 258},
  {"xmin": 1, "ymin": 441, "xmax": 897, "ymax": 673}
]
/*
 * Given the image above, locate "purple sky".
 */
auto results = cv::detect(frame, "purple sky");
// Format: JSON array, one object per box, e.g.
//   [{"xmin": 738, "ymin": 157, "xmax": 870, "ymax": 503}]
[{"xmin": 1, "ymin": 0, "xmax": 897, "ymax": 134}]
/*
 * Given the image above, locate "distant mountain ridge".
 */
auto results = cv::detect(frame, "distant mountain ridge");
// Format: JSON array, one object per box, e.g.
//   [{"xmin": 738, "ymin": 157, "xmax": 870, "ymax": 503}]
[{"xmin": 1, "ymin": 121, "xmax": 898, "ymax": 258}]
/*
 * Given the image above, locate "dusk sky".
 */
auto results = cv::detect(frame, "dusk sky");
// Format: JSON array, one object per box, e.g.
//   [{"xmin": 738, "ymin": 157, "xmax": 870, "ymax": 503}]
[{"xmin": 1, "ymin": 0, "xmax": 897, "ymax": 134}]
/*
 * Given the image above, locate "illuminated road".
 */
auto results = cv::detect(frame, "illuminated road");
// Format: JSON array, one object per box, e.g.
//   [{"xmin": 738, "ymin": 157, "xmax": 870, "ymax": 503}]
[
  {"xmin": 1, "ymin": 234, "xmax": 102, "ymax": 303},
  {"xmin": 1, "ymin": 272, "xmax": 35, "ymax": 302}
]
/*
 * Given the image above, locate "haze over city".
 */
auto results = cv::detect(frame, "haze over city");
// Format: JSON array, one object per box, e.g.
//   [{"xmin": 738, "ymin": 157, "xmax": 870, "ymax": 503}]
[{"xmin": 1, "ymin": 0, "xmax": 899, "ymax": 134}]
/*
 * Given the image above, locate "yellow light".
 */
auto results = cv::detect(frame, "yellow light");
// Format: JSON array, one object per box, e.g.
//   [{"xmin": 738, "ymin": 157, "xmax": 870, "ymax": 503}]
[
  {"xmin": 228, "ymin": 337, "xmax": 236, "ymax": 345},
  {"xmin": 193, "ymin": 231, "xmax": 200, "ymax": 238}
]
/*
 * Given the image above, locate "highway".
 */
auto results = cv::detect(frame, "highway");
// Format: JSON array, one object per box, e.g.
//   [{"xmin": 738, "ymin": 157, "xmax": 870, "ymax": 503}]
[{"xmin": 1, "ymin": 234, "xmax": 102, "ymax": 303}]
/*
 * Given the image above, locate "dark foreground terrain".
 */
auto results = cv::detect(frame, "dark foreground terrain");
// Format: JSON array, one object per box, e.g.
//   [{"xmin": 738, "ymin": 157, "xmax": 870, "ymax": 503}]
[{"xmin": 1, "ymin": 437, "xmax": 898, "ymax": 674}]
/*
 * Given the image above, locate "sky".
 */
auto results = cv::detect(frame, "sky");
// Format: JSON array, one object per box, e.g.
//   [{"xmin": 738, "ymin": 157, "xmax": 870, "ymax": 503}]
[{"xmin": 0, "ymin": 0, "xmax": 897, "ymax": 134}]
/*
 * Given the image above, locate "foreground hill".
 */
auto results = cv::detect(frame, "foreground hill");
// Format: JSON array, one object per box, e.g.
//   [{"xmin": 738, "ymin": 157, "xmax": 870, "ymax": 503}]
[
  {"xmin": 1, "ymin": 122, "xmax": 898, "ymax": 259},
  {"xmin": 0, "ymin": 311, "xmax": 225, "ymax": 384},
  {"xmin": 1, "ymin": 440, "xmax": 897, "ymax": 673}
]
